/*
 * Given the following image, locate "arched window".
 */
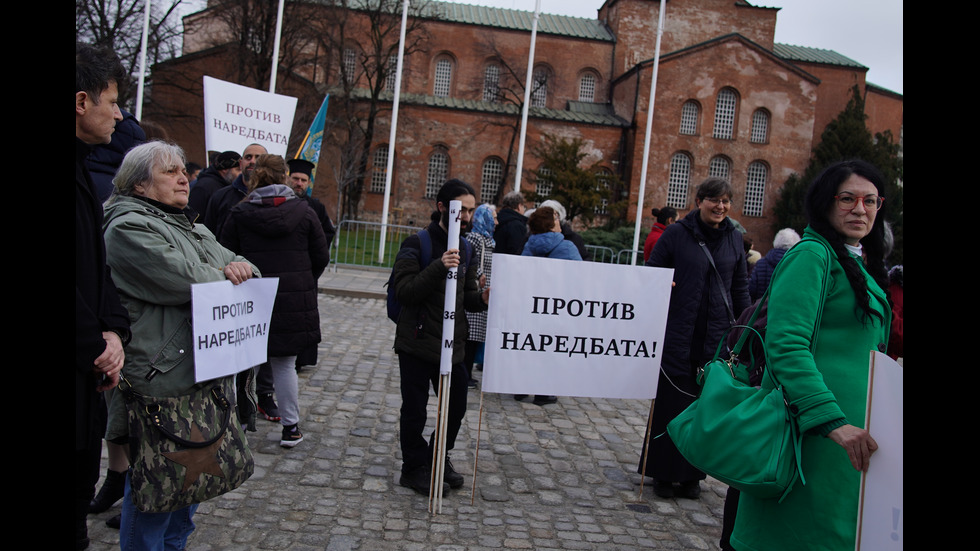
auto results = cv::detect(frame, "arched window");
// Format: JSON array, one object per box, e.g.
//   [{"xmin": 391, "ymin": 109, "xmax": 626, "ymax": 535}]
[
  {"xmin": 483, "ymin": 64, "xmax": 500, "ymax": 102},
  {"xmin": 594, "ymin": 169, "xmax": 612, "ymax": 214},
  {"xmin": 425, "ymin": 149, "xmax": 449, "ymax": 199},
  {"xmin": 384, "ymin": 55, "xmax": 397, "ymax": 93},
  {"xmin": 750, "ymin": 109, "xmax": 770, "ymax": 143},
  {"xmin": 535, "ymin": 166, "xmax": 553, "ymax": 205},
  {"xmin": 578, "ymin": 73, "xmax": 596, "ymax": 103},
  {"xmin": 667, "ymin": 153, "xmax": 692, "ymax": 208},
  {"xmin": 342, "ymin": 48, "xmax": 358, "ymax": 83},
  {"xmin": 531, "ymin": 68, "xmax": 548, "ymax": 108},
  {"xmin": 370, "ymin": 146, "xmax": 389, "ymax": 194},
  {"xmin": 679, "ymin": 101, "xmax": 699, "ymax": 135},
  {"xmin": 481, "ymin": 158, "xmax": 504, "ymax": 203},
  {"xmin": 712, "ymin": 88, "xmax": 738, "ymax": 139},
  {"xmin": 433, "ymin": 57, "xmax": 453, "ymax": 97},
  {"xmin": 743, "ymin": 161, "xmax": 768, "ymax": 217},
  {"xmin": 708, "ymin": 156, "xmax": 731, "ymax": 181}
]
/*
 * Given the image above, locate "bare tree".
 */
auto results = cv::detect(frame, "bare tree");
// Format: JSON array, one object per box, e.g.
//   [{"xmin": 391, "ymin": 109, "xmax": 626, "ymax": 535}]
[
  {"xmin": 472, "ymin": 36, "xmax": 551, "ymax": 203},
  {"xmin": 76, "ymin": 0, "xmax": 186, "ymax": 111},
  {"xmin": 313, "ymin": 0, "xmax": 435, "ymax": 221},
  {"xmin": 201, "ymin": 0, "xmax": 323, "ymax": 91}
]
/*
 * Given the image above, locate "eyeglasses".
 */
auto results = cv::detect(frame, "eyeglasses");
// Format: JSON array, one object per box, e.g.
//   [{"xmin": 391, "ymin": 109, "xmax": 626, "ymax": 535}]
[
  {"xmin": 701, "ymin": 197, "xmax": 731, "ymax": 206},
  {"xmin": 834, "ymin": 193, "xmax": 884, "ymax": 211}
]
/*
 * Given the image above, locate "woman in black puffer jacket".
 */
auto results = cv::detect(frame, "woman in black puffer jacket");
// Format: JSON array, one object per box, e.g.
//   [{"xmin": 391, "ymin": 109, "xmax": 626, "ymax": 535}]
[{"xmin": 219, "ymin": 154, "xmax": 329, "ymax": 448}]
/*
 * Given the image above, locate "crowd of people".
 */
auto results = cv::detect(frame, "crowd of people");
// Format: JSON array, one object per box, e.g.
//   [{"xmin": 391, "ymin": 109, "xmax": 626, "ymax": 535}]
[{"xmin": 78, "ymin": 40, "xmax": 901, "ymax": 551}]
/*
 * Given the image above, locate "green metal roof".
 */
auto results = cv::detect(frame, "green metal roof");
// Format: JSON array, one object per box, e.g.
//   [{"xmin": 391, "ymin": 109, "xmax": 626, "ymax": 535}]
[
  {"xmin": 339, "ymin": 87, "xmax": 629, "ymax": 126},
  {"xmin": 772, "ymin": 43, "xmax": 867, "ymax": 70},
  {"xmin": 422, "ymin": 1, "xmax": 614, "ymax": 41}
]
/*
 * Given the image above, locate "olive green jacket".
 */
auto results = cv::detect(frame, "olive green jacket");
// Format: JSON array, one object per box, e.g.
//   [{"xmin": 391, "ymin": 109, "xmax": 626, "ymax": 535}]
[{"xmin": 102, "ymin": 196, "xmax": 260, "ymax": 440}]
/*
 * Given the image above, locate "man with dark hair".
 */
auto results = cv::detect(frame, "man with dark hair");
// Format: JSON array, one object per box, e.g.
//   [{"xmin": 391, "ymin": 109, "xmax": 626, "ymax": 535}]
[
  {"xmin": 76, "ymin": 41, "xmax": 131, "ymax": 550},
  {"xmin": 494, "ymin": 190, "xmax": 528, "ymax": 255},
  {"xmin": 187, "ymin": 150, "xmax": 241, "ymax": 216},
  {"xmin": 389, "ymin": 179, "xmax": 489, "ymax": 496}
]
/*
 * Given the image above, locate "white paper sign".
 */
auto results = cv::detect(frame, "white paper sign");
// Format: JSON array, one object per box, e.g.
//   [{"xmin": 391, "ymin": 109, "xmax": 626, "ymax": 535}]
[
  {"xmin": 856, "ymin": 352, "xmax": 903, "ymax": 550},
  {"xmin": 203, "ymin": 76, "xmax": 298, "ymax": 157},
  {"xmin": 482, "ymin": 255, "xmax": 672, "ymax": 400},
  {"xmin": 191, "ymin": 277, "xmax": 280, "ymax": 383}
]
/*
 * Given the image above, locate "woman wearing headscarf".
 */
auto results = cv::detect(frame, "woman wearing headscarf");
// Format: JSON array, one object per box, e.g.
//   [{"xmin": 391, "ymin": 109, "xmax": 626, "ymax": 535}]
[
  {"xmin": 103, "ymin": 141, "xmax": 259, "ymax": 549},
  {"xmin": 463, "ymin": 204, "xmax": 496, "ymax": 388}
]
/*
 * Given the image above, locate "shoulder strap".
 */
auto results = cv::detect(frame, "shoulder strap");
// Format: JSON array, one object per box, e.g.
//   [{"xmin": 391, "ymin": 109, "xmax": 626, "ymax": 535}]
[
  {"xmin": 418, "ymin": 229, "xmax": 431, "ymax": 270},
  {"xmin": 698, "ymin": 240, "xmax": 736, "ymax": 326}
]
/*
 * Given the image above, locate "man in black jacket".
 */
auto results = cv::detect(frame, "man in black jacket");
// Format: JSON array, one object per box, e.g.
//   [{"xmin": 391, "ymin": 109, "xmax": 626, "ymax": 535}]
[
  {"xmin": 390, "ymin": 179, "xmax": 489, "ymax": 496},
  {"xmin": 493, "ymin": 190, "xmax": 528, "ymax": 255},
  {"xmin": 76, "ymin": 42, "xmax": 131, "ymax": 550},
  {"xmin": 186, "ymin": 150, "xmax": 241, "ymax": 216}
]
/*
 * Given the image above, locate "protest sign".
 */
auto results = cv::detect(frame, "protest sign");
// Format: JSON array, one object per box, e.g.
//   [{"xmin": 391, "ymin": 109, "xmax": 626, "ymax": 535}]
[
  {"xmin": 856, "ymin": 352, "xmax": 903, "ymax": 550},
  {"xmin": 203, "ymin": 76, "xmax": 298, "ymax": 157},
  {"xmin": 482, "ymin": 255, "xmax": 672, "ymax": 400},
  {"xmin": 191, "ymin": 277, "xmax": 279, "ymax": 383}
]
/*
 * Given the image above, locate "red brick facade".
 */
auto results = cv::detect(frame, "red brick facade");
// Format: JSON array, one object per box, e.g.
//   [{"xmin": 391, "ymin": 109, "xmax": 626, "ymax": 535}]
[{"xmin": 147, "ymin": 0, "xmax": 902, "ymax": 253}]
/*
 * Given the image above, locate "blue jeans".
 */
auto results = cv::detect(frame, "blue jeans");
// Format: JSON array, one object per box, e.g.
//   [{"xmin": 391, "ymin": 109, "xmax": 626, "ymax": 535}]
[{"xmin": 120, "ymin": 471, "xmax": 198, "ymax": 551}]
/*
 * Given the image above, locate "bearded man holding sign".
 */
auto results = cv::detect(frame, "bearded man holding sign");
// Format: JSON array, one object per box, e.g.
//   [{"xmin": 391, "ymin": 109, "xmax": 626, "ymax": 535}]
[{"xmin": 389, "ymin": 180, "xmax": 489, "ymax": 497}]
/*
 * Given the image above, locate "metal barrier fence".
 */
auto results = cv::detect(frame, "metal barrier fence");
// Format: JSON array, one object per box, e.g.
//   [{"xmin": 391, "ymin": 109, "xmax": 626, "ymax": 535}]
[
  {"xmin": 329, "ymin": 221, "xmax": 645, "ymax": 270},
  {"xmin": 329, "ymin": 220, "xmax": 422, "ymax": 271}
]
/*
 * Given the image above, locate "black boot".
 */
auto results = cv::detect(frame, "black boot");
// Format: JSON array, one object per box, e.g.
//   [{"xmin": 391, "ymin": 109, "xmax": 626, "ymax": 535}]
[{"xmin": 89, "ymin": 469, "xmax": 125, "ymax": 513}]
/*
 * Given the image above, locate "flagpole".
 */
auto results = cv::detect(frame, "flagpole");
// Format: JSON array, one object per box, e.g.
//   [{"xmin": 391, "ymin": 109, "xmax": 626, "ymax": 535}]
[
  {"xmin": 512, "ymin": 0, "xmax": 541, "ymax": 195},
  {"xmin": 134, "ymin": 0, "xmax": 151, "ymax": 120},
  {"xmin": 269, "ymin": 0, "xmax": 285, "ymax": 93},
  {"xmin": 630, "ymin": 1, "xmax": 666, "ymax": 265},
  {"xmin": 379, "ymin": 0, "xmax": 410, "ymax": 265}
]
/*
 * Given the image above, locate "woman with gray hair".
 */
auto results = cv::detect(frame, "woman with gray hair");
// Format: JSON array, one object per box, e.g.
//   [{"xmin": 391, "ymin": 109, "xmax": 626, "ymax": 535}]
[
  {"xmin": 103, "ymin": 141, "xmax": 259, "ymax": 549},
  {"xmin": 747, "ymin": 228, "xmax": 802, "ymax": 301}
]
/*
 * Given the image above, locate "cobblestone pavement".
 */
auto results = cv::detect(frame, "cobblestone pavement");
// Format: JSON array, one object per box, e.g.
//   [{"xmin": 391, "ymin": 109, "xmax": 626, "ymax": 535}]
[{"xmin": 86, "ymin": 283, "xmax": 727, "ymax": 550}]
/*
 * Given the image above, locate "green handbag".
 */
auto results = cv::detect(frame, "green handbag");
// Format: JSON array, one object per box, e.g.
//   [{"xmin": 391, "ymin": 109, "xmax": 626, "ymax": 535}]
[{"xmin": 666, "ymin": 240, "xmax": 829, "ymax": 503}]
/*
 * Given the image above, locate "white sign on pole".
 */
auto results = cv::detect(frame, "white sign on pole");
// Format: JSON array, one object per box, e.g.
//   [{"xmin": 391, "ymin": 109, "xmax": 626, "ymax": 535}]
[
  {"xmin": 203, "ymin": 76, "xmax": 298, "ymax": 157},
  {"xmin": 191, "ymin": 277, "xmax": 280, "ymax": 383},
  {"xmin": 483, "ymin": 255, "xmax": 672, "ymax": 400},
  {"xmin": 856, "ymin": 352, "xmax": 904, "ymax": 550}
]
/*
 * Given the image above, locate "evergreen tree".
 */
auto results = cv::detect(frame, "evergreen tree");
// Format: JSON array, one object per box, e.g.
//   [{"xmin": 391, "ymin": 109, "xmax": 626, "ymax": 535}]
[
  {"xmin": 773, "ymin": 85, "xmax": 903, "ymax": 264},
  {"xmin": 529, "ymin": 134, "xmax": 622, "ymax": 225}
]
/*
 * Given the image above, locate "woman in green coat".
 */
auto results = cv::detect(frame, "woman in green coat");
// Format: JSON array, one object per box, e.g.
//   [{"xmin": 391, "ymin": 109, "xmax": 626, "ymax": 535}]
[{"xmin": 730, "ymin": 160, "xmax": 891, "ymax": 550}]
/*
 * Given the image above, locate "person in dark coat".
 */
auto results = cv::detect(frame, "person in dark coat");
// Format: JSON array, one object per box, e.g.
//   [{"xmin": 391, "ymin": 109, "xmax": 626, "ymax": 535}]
[
  {"xmin": 85, "ymin": 108, "xmax": 146, "ymax": 202},
  {"xmin": 638, "ymin": 177, "xmax": 750, "ymax": 500},
  {"xmin": 186, "ymin": 150, "xmax": 241, "ymax": 216},
  {"xmin": 747, "ymin": 227, "xmax": 801, "ymax": 301},
  {"xmin": 219, "ymin": 154, "xmax": 330, "ymax": 448},
  {"xmin": 286, "ymin": 158, "xmax": 336, "ymax": 370},
  {"xmin": 494, "ymin": 190, "xmax": 528, "ymax": 255},
  {"xmin": 390, "ymin": 179, "xmax": 489, "ymax": 496},
  {"xmin": 76, "ymin": 41, "xmax": 131, "ymax": 550},
  {"xmin": 202, "ymin": 143, "xmax": 266, "ymax": 237}
]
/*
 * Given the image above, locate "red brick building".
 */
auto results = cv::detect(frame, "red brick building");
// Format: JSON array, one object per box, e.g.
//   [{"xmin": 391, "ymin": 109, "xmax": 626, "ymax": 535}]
[{"xmin": 147, "ymin": 0, "xmax": 903, "ymax": 252}]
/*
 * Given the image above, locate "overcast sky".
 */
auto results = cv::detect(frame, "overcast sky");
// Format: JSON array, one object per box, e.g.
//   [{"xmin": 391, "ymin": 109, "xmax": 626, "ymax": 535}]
[{"xmin": 449, "ymin": 0, "xmax": 904, "ymax": 95}]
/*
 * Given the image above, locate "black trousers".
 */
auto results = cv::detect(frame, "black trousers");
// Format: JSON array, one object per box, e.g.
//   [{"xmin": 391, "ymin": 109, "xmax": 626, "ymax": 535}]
[
  {"xmin": 75, "ymin": 435, "xmax": 102, "ymax": 543},
  {"xmin": 397, "ymin": 352, "xmax": 467, "ymax": 474},
  {"xmin": 637, "ymin": 369, "xmax": 705, "ymax": 482}
]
